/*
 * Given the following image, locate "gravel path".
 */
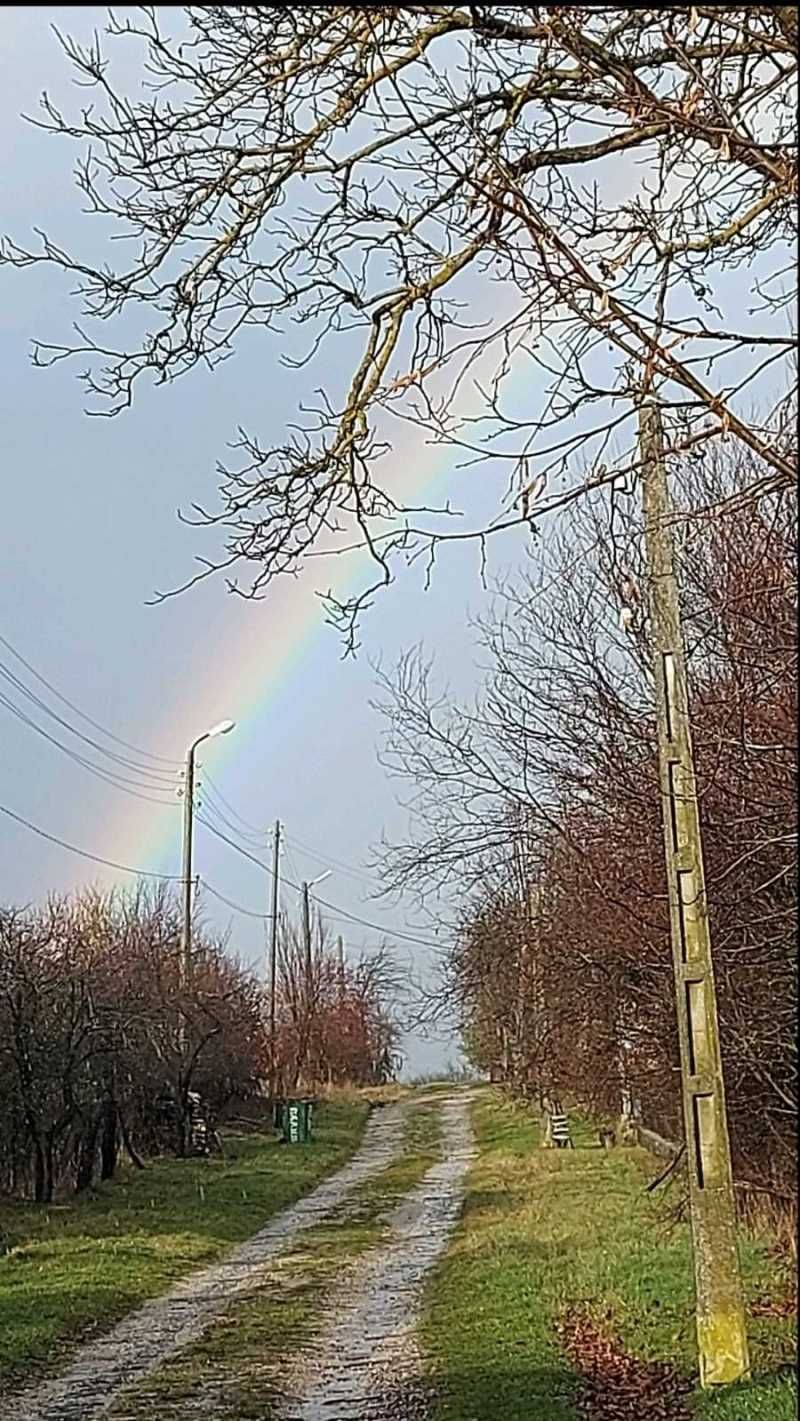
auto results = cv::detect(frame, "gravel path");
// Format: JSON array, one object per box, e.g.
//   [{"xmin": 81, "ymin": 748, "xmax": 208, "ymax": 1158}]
[
  {"xmin": 276, "ymin": 1092, "xmax": 475, "ymax": 1421},
  {"xmin": 6, "ymin": 1103, "xmax": 408, "ymax": 1421}
]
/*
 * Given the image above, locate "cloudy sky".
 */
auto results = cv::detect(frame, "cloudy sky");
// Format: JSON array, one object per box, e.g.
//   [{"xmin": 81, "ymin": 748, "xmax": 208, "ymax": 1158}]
[
  {"xmin": 1, "ymin": 7, "xmax": 541, "ymax": 1075},
  {"xmin": 2, "ymin": 9, "xmax": 785, "ymax": 1077}
]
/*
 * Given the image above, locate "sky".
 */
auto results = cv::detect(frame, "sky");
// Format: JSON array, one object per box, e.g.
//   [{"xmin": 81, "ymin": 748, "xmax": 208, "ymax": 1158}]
[
  {"xmin": 0, "ymin": 6, "xmax": 537, "ymax": 1077},
  {"xmin": 0, "ymin": 9, "xmax": 788, "ymax": 1078}
]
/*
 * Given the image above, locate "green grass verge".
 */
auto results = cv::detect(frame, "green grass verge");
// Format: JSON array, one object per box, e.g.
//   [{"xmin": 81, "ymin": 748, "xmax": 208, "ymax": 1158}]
[
  {"xmin": 0, "ymin": 1100, "xmax": 368, "ymax": 1389},
  {"xmin": 422, "ymin": 1090, "xmax": 796, "ymax": 1421},
  {"xmin": 105, "ymin": 1096, "xmax": 445, "ymax": 1419}
]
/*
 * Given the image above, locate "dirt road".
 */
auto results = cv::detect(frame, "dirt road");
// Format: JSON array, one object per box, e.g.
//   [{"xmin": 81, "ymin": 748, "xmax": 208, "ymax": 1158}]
[{"xmin": 8, "ymin": 1092, "xmax": 474, "ymax": 1421}]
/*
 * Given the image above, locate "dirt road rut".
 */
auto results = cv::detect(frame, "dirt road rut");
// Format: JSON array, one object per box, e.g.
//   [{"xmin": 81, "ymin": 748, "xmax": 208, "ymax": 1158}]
[{"xmin": 8, "ymin": 1092, "xmax": 473, "ymax": 1421}]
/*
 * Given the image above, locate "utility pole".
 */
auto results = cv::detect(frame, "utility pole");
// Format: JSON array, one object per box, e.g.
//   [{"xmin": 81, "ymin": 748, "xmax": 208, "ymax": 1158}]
[
  {"xmin": 337, "ymin": 934, "xmax": 345, "ymax": 997},
  {"xmin": 178, "ymin": 720, "xmax": 236, "ymax": 990},
  {"xmin": 300, "ymin": 873, "xmax": 331, "ymax": 1085},
  {"xmin": 301, "ymin": 880, "xmax": 313, "ymax": 1091},
  {"xmin": 179, "ymin": 749, "xmax": 197, "ymax": 992},
  {"xmin": 639, "ymin": 393, "xmax": 749, "ymax": 1388},
  {"xmin": 268, "ymin": 819, "xmax": 281, "ymax": 1096},
  {"xmin": 301, "ymin": 880, "xmax": 312, "ymax": 1010}
]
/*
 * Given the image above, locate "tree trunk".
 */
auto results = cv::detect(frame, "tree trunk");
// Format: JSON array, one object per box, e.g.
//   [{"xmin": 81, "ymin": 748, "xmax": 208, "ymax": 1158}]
[
  {"xmin": 75, "ymin": 1112, "xmax": 101, "ymax": 1193},
  {"xmin": 33, "ymin": 1139, "xmax": 47, "ymax": 1203},
  {"xmin": 42, "ymin": 1138, "xmax": 55, "ymax": 1203},
  {"xmin": 99, "ymin": 1098, "xmax": 118, "ymax": 1180},
  {"xmin": 119, "ymin": 1111, "xmax": 146, "ymax": 1170}
]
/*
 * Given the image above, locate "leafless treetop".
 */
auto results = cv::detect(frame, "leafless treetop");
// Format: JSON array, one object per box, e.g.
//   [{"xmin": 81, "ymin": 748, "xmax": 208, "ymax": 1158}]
[{"xmin": 3, "ymin": 6, "xmax": 796, "ymax": 641}]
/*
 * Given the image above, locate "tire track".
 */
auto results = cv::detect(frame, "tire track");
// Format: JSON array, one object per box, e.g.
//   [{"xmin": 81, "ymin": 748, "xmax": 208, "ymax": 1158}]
[
  {"xmin": 276, "ymin": 1092, "xmax": 475, "ymax": 1421},
  {"xmin": 6, "ymin": 1103, "xmax": 408, "ymax": 1421}
]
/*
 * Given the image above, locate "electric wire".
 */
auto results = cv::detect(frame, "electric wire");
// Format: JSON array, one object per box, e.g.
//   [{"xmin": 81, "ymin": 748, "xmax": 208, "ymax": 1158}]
[
  {"xmin": 2, "ymin": 796, "xmax": 442, "ymax": 950},
  {"xmin": 282, "ymin": 837, "xmax": 304, "ymax": 890},
  {"xmin": 200, "ymin": 879, "xmax": 269, "ymax": 920},
  {"xmin": 0, "ymin": 801, "xmax": 182, "ymax": 879},
  {"xmin": 313, "ymin": 893, "xmax": 444, "ymax": 950},
  {"xmin": 196, "ymin": 780, "xmax": 268, "ymax": 847},
  {"xmin": 283, "ymin": 832, "xmax": 381, "ymax": 890},
  {"xmin": 0, "ymin": 640, "xmax": 440, "ymax": 949},
  {"xmin": 0, "ymin": 631, "xmax": 182, "ymax": 767},
  {"xmin": 195, "ymin": 814, "xmax": 444, "ymax": 950},
  {"xmin": 0, "ymin": 662, "xmax": 180, "ymax": 784},
  {"xmin": 0, "ymin": 690, "xmax": 181, "ymax": 807},
  {"xmin": 199, "ymin": 768, "xmax": 269, "ymax": 840}
]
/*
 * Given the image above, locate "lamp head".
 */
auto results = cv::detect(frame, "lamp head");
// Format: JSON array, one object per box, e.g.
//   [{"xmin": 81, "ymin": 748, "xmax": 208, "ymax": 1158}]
[
  {"xmin": 309, "ymin": 869, "xmax": 332, "ymax": 889},
  {"xmin": 207, "ymin": 718, "xmax": 236, "ymax": 739}
]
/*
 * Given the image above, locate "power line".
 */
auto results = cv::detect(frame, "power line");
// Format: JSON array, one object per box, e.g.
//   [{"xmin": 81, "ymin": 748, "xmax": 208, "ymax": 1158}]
[
  {"xmin": 1, "ymin": 795, "xmax": 442, "ymax": 951},
  {"xmin": 282, "ymin": 836, "xmax": 304, "ymax": 889},
  {"xmin": 191, "ymin": 766, "xmax": 386, "ymax": 899},
  {"xmin": 0, "ymin": 662, "xmax": 180, "ymax": 784},
  {"xmin": 200, "ymin": 769, "xmax": 268, "ymax": 840},
  {"xmin": 192, "ymin": 774, "xmax": 381, "ymax": 891},
  {"xmin": 0, "ymin": 801, "xmax": 182, "ymax": 880},
  {"xmin": 0, "ymin": 631, "xmax": 182, "ymax": 767},
  {"xmin": 196, "ymin": 814, "xmax": 444, "ymax": 951},
  {"xmin": 197, "ymin": 813, "xmax": 281, "ymax": 879},
  {"xmin": 283, "ymin": 831, "xmax": 381, "ymax": 890},
  {"xmin": 313, "ymin": 893, "xmax": 444, "ymax": 950},
  {"xmin": 0, "ymin": 689, "xmax": 181, "ymax": 807},
  {"xmin": 200, "ymin": 879, "xmax": 268, "ymax": 920},
  {"xmin": 197, "ymin": 777, "xmax": 269, "ymax": 847}
]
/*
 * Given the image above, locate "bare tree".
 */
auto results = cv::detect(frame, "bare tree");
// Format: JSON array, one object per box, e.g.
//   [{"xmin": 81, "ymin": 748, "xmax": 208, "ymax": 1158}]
[
  {"xmin": 274, "ymin": 906, "xmax": 402, "ymax": 1091},
  {"xmin": 372, "ymin": 436, "xmax": 796, "ymax": 1194},
  {"xmin": 0, "ymin": 884, "xmax": 268, "ymax": 1198},
  {"xmin": 3, "ymin": 8, "xmax": 796, "ymax": 642}
]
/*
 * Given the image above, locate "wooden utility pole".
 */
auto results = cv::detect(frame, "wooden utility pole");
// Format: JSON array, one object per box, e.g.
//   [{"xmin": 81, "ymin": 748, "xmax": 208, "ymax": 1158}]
[
  {"xmin": 268, "ymin": 819, "xmax": 281, "ymax": 1096},
  {"xmin": 337, "ymin": 934, "xmax": 345, "ymax": 997},
  {"xmin": 639, "ymin": 393, "xmax": 749, "ymax": 1388}
]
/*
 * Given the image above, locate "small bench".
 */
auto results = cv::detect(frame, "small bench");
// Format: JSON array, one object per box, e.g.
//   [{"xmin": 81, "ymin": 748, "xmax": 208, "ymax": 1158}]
[{"xmin": 550, "ymin": 1113, "xmax": 574, "ymax": 1149}]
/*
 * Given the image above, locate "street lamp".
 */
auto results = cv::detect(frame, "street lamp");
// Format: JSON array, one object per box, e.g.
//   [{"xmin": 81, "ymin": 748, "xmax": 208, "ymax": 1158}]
[
  {"xmin": 301, "ymin": 871, "xmax": 332, "ymax": 951},
  {"xmin": 179, "ymin": 718, "xmax": 236, "ymax": 987},
  {"xmin": 301, "ymin": 871, "xmax": 332, "ymax": 1027}
]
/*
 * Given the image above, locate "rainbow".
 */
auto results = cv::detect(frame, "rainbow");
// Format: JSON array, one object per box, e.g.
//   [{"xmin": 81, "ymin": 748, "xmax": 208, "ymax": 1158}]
[
  {"xmin": 108, "ymin": 414, "xmax": 491, "ymax": 877},
  {"xmin": 107, "ymin": 272, "xmax": 526, "ymax": 881}
]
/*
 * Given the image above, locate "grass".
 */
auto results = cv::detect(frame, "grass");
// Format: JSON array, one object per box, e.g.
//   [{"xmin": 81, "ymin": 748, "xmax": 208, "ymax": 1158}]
[
  {"xmin": 422, "ymin": 1089, "xmax": 796, "ymax": 1421},
  {"xmin": 104, "ymin": 1095, "xmax": 445, "ymax": 1419},
  {"xmin": 0, "ymin": 1099, "xmax": 368, "ymax": 1390}
]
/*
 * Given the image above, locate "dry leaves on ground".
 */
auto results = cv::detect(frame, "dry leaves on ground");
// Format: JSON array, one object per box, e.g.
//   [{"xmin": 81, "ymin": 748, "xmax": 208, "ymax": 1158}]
[{"xmin": 557, "ymin": 1310, "xmax": 693, "ymax": 1421}]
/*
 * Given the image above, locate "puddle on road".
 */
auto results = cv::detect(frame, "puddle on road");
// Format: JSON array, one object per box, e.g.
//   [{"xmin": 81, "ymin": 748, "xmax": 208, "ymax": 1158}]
[{"xmin": 278, "ymin": 1094, "xmax": 475, "ymax": 1421}]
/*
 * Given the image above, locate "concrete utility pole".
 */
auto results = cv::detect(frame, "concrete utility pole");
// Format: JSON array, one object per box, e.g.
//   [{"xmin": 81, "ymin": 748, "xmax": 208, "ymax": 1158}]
[
  {"xmin": 179, "ymin": 718, "xmax": 236, "ymax": 988},
  {"xmin": 301, "ymin": 880, "xmax": 312, "ymax": 1010},
  {"xmin": 268, "ymin": 819, "xmax": 281, "ymax": 1094},
  {"xmin": 179, "ymin": 748, "xmax": 197, "ymax": 991},
  {"xmin": 639, "ymin": 394, "xmax": 749, "ymax": 1388},
  {"xmin": 337, "ymin": 934, "xmax": 345, "ymax": 997}
]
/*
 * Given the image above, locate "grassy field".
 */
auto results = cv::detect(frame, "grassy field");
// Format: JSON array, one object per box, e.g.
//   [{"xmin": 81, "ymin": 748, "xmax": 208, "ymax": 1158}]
[
  {"xmin": 423, "ymin": 1090, "xmax": 796, "ymax": 1421},
  {"xmin": 0, "ymin": 1099, "xmax": 368, "ymax": 1389}
]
